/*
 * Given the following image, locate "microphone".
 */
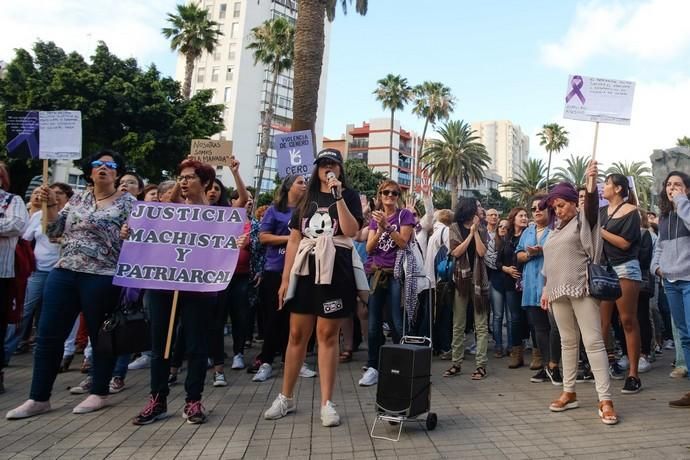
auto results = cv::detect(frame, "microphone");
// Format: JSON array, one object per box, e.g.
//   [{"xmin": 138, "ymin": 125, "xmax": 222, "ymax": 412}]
[{"xmin": 327, "ymin": 171, "xmax": 339, "ymax": 199}]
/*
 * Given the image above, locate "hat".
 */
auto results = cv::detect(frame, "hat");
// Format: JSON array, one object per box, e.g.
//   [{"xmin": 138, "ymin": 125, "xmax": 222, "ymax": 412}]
[{"xmin": 313, "ymin": 148, "xmax": 343, "ymax": 165}]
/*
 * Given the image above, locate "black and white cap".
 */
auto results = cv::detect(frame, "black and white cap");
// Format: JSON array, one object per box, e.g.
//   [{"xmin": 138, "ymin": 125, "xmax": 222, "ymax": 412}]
[{"xmin": 313, "ymin": 148, "xmax": 343, "ymax": 165}]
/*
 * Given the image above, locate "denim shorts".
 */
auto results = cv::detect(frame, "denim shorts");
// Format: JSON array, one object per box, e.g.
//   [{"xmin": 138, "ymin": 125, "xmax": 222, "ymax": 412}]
[{"xmin": 612, "ymin": 259, "xmax": 642, "ymax": 282}]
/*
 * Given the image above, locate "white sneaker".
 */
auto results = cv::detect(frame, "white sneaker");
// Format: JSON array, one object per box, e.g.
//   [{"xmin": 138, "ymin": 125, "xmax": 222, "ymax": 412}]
[
  {"xmin": 299, "ymin": 363, "xmax": 317, "ymax": 378},
  {"xmin": 670, "ymin": 367, "xmax": 688, "ymax": 378},
  {"xmin": 127, "ymin": 354, "xmax": 151, "ymax": 370},
  {"xmin": 213, "ymin": 371, "xmax": 228, "ymax": 387},
  {"xmin": 253, "ymin": 363, "xmax": 273, "ymax": 382},
  {"xmin": 320, "ymin": 400, "xmax": 340, "ymax": 427},
  {"xmin": 358, "ymin": 367, "xmax": 379, "ymax": 386},
  {"xmin": 663, "ymin": 339, "xmax": 675, "ymax": 350},
  {"xmin": 69, "ymin": 376, "xmax": 92, "ymax": 395},
  {"xmin": 231, "ymin": 354, "xmax": 245, "ymax": 370},
  {"xmin": 638, "ymin": 356, "xmax": 652, "ymax": 373},
  {"xmin": 617, "ymin": 355, "xmax": 630, "ymax": 370},
  {"xmin": 264, "ymin": 393, "xmax": 296, "ymax": 420}
]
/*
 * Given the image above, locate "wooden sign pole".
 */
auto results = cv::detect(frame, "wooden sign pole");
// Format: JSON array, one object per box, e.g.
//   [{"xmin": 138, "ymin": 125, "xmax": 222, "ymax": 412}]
[
  {"xmin": 163, "ymin": 290, "xmax": 180, "ymax": 359},
  {"xmin": 41, "ymin": 159, "xmax": 49, "ymax": 232},
  {"xmin": 587, "ymin": 121, "xmax": 600, "ymax": 191}
]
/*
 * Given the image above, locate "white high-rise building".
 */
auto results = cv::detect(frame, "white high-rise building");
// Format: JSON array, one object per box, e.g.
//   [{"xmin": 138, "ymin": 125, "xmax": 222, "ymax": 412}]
[
  {"xmin": 175, "ymin": 0, "xmax": 330, "ymax": 192},
  {"xmin": 471, "ymin": 120, "xmax": 529, "ymax": 187}
]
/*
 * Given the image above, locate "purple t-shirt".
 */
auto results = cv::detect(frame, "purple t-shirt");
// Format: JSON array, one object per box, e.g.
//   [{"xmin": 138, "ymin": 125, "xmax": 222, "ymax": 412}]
[
  {"xmin": 368, "ymin": 208, "xmax": 416, "ymax": 269},
  {"xmin": 260, "ymin": 205, "xmax": 293, "ymax": 273}
]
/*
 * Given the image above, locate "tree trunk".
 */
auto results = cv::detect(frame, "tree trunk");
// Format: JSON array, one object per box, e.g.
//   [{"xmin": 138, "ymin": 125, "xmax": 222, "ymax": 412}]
[
  {"xmin": 450, "ymin": 176, "xmax": 459, "ymax": 211},
  {"xmin": 545, "ymin": 150, "xmax": 552, "ymax": 191},
  {"xmin": 291, "ymin": 0, "xmax": 324, "ymax": 147},
  {"xmin": 255, "ymin": 67, "xmax": 280, "ymax": 193},
  {"xmin": 182, "ymin": 53, "xmax": 195, "ymax": 100},
  {"xmin": 389, "ymin": 109, "xmax": 395, "ymax": 179}
]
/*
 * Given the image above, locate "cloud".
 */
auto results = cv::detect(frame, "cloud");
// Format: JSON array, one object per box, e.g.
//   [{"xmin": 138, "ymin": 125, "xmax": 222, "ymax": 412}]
[
  {"xmin": 541, "ymin": 0, "xmax": 690, "ymax": 69},
  {"xmin": 531, "ymin": 76, "xmax": 690, "ymax": 168},
  {"xmin": 0, "ymin": 0, "xmax": 176, "ymax": 70}
]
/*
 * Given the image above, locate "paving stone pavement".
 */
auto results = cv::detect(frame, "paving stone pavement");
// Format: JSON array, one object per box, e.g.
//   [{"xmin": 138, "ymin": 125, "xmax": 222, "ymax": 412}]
[{"xmin": 1, "ymin": 341, "xmax": 689, "ymax": 459}]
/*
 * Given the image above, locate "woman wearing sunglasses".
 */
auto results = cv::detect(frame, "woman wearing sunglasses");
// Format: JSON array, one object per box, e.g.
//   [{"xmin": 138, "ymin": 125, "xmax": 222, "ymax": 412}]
[
  {"xmin": 7, "ymin": 150, "xmax": 135, "ymax": 420},
  {"xmin": 358, "ymin": 180, "xmax": 416, "ymax": 387}
]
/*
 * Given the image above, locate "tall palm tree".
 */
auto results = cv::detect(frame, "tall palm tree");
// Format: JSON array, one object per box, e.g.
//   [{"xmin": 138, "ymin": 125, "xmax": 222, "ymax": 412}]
[
  {"xmin": 373, "ymin": 74, "xmax": 413, "ymax": 178},
  {"xmin": 605, "ymin": 160, "xmax": 653, "ymax": 209},
  {"xmin": 501, "ymin": 159, "xmax": 548, "ymax": 206},
  {"xmin": 411, "ymin": 81, "xmax": 455, "ymax": 188},
  {"xmin": 162, "ymin": 3, "xmax": 223, "ymax": 99},
  {"xmin": 677, "ymin": 136, "xmax": 690, "ymax": 148},
  {"xmin": 246, "ymin": 17, "xmax": 295, "ymax": 192},
  {"xmin": 291, "ymin": 0, "xmax": 367, "ymax": 133},
  {"xmin": 553, "ymin": 154, "xmax": 591, "ymax": 188},
  {"xmin": 420, "ymin": 120, "xmax": 491, "ymax": 209},
  {"xmin": 538, "ymin": 123, "xmax": 569, "ymax": 190}
]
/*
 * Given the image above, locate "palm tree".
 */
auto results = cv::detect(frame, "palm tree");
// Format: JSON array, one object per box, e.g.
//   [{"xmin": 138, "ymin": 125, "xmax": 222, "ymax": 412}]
[
  {"xmin": 411, "ymin": 81, "xmax": 455, "ymax": 188},
  {"xmin": 373, "ymin": 74, "xmax": 413, "ymax": 178},
  {"xmin": 246, "ymin": 17, "xmax": 295, "ymax": 192},
  {"xmin": 162, "ymin": 3, "xmax": 223, "ymax": 99},
  {"xmin": 605, "ymin": 160, "xmax": 653, "ymax": 209},
  {"xmin": 553, "ymin": 154, "xmax": 591, "ymax": 188},
  {"xmin": 501, "ymin": 159, "xmax": 548, "ymax": 206},
  {"xmin": 291, "ymin": 0, "xmax": 367, "ymax": 133},
  {"xmin": 677, "ymin": 136, "xmax": 690, "ymax": 148},
  {"xmin": 538, "ymin": 123, "xmax": 569, "ymax": 190},
  {"xmin": 420, "ymin": 120, "xmax": 491, "ymax": 209}
]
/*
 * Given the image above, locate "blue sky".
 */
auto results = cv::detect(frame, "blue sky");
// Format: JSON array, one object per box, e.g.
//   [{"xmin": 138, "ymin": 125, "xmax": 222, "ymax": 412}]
[{"xmin": 2, "ymin": 0, "xmax": 689, "ymax": 168}]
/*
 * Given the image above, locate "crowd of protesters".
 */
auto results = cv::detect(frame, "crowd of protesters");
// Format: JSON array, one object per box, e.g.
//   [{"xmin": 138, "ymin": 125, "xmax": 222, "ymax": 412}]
[{"xmin": 1, "ymin": 151, "xmax": 689, "ymax": 430}]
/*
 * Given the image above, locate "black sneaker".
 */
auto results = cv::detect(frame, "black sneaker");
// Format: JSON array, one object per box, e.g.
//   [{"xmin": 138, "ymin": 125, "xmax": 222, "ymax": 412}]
[
  {"xmin": 247, "ymin": 358, "xmax": 262, "ymax": 374},
  {"xmin": 168, "ymin": 373, "xmax": 178, "ymax": 386},
  {"xmin": 132, "ymin": 394, "xmax": 167, "ymax": 425},
  {"xmin": 609, "ymin": 362, "xmax": 625, "ymax": 380},
  {"xmin": 621, "ymin": 376, "xmax": 642, "ymax": 394},
  {"xmin": 545, "ymin": 366, "xmax": 563, "ymax": 385},
  {"xmin": 183, "ymin": 400, "xmax": 207, "ymax": 424},
  {"xmin": 530, "ymin": 368, "xmax": 548, "ymax": 383}
]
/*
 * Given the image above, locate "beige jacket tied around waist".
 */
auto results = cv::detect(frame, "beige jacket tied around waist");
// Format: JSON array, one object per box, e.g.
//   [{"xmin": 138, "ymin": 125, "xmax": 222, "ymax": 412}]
[{"xmin": 285, "ymin": 234, "xmax": 369, "ymax": 303}]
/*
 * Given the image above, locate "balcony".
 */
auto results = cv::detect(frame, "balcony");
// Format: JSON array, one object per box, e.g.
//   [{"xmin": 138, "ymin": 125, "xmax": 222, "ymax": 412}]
[{"xmin": 349, "ymin": 138, "xmax": 369, "ymax": 149}]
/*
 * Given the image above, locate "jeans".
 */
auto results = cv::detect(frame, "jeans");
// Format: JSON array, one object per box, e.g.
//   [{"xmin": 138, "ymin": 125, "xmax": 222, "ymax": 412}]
[
  {"xmin": 367, "ymin": 276, "xmax": 402, "ymax": 369},
  {"xmin": 29, "ymin": 268, "xmax": 119, "ymax": 401},
  {"xmin": 113, "ymin": 354, "xmax": 130, "ymax": 379},
  {"xmin": 451, "ymin": 290, "xmax": 489, "ymax": 368},
  {"xmin": 663, "ymin": 279, "xmax": 690, "ymax": 380},
  {"xmin": 146, "ymin": 290, "xmax": 213, "ymax": 401},
  {"xmin": 4, "ymin": 270, "xmax": 50, "ymax": 361},
  {"xmin": 490, "ymin": 284, "xmax": 511, "ymax": 349},
  {"xmin": 505, "ymin": 289, "xmax": 525, "ymax": 347}
]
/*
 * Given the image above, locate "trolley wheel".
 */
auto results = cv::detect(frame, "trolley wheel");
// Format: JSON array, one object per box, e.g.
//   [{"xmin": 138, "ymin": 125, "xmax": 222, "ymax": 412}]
[{"xmin": 426, "ymin": 412, "xmax": 438, "ymax": 430}]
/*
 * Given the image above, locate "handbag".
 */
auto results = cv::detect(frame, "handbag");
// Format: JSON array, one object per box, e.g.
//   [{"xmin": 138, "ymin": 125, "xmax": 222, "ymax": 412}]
[
  {"xmin": 586, "ymin": 203, "xmax": 623, "ymax": 301},
  {"xmin": 95, "ymin": 289, "xmax": 150, "ymax": 355}
]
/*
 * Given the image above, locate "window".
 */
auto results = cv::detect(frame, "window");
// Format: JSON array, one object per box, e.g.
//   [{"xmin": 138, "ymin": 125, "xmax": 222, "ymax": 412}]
[
  {"xmin": 213, "ymin": 46, "xmax": 222, "ymax": 60},
  {"xmin": 230, "ymin": 22, "xmax": 239, "ymax": 38},
  {"xmin": 67, "ymin": 174, "xmax": 87, "ymax": 190},
  {"xmin": 197, "ymin": 67, "xmax": 205, "ymax": 83},
  {"xmin": 228, "ymin": 43, "xmax": 236, "ymax": 60},
  {"xmin": 224, "ymin": 87, "xmax": 232, "ymax": 102},
  {"xmin": 233, "ymin": 2, "xmax": 241, "ymax": 18},
  {"xmin": 211, "ymin": 67, "xmax": 220, "ymax": 82},
  {"xmin": 225, "ymin": 66, "xmax": 233, "ymax": 81},
  {"xmin": 219, "ymin": 3, "xmax": 227, "ymax": 19}
]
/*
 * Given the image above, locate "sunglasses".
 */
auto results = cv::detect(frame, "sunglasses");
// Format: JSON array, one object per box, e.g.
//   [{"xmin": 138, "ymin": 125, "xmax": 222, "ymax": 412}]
[
  {"xmin": 380, "ymin": 190, "xmax": 400, "ymax": 197},
  {"xmin": 531, "ymin": 206, "xmax": 539, "ymax": 211},
  {"xmin": 91, "ymin": 160, "xmax": 118, "ymax": 169}
]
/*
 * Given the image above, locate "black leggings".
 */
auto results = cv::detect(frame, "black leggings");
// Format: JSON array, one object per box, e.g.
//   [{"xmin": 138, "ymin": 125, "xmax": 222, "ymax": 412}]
[
  {"xmin": 257, "ymin": 272, "xmax": 289, "ymax": 365},
  {"xmin": 526, "ymin": 307, "xmax": 561, "ymax": 365}
]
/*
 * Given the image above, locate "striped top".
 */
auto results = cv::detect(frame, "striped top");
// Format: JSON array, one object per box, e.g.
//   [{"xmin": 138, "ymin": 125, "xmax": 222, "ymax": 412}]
[
  {"xmin": 542, "ymin": 191, "xmax": 601, "ymax": 302},
  {"xmin": 0, "ymin": 191, "xmax": 29, "ymax": 278}
]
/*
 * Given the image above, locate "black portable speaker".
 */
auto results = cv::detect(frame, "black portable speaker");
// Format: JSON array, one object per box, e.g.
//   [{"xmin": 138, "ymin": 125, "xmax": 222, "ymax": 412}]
[{"xmin": 376, "ymin": 343, "xmax": 432, "ymax": 417}]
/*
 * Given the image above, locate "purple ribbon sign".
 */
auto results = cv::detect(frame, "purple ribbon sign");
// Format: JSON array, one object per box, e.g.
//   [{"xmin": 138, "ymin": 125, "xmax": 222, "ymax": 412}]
[
  {"xmin": 113, "ymin": 202, "xmax": 246, "ymax": 292},
  {"xmin": 565, "ymin": 75, "xmax": 586, "ymax": 104},
  {"xmin": 5, "ymin": 111, "xmax": 39, "ymax": 159},
  {"xmin": 274, "ymin": 130, "xmax": 314, "ymax": 179}
]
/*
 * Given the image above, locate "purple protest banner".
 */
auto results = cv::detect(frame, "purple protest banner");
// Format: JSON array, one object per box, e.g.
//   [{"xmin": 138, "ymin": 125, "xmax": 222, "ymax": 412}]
[
  {"xmin": 113, "ymin": 202, "xmax": 246, "ymax": 292},
  {"xmin": 274, "ymin": 130, "xmax": 314, "ymax": 179},
  {"xmin": 5, "ymin": 111, "xmax": 39, "ymax": 159}
]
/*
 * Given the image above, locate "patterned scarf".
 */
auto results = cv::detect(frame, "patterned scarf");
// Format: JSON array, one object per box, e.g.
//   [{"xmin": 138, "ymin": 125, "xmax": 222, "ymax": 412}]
[{"xmin": 394, "ymin": 244, "xmax": 419, "ymax": 327}]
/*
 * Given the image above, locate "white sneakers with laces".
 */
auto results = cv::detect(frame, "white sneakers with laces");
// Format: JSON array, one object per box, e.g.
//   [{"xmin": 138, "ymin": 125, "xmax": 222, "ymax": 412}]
[
  {"xmin": 638, "ymin": 356, "xmax": 652, "ymax": 373},
  {"xmin": 358, "ymin": 367, "xmax": 379, "ymax": 386},
  {"xmin": 253, "ymin": 363, "xmax": 273, "ymax": 382},
  {"xmin": 299, "ymin": 363, "xmax": 317, "ymax": 378},
  {"xmin": 231, "ymin": 354, "xmax": 245, "ymax": 370},
  {"xmin": 320, "ymin": 400, "xmax": 340, "ymax": 427},
  {"xmin": 264, "ymin": 393, "xmax": 296, "ymax": 420}
]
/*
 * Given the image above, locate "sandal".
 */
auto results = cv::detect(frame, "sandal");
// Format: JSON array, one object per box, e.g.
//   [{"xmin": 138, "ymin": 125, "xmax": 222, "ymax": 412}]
[
  {"xmin": 339, "ymin": 350, "xmax": 353, "ymax": 363},
  {"xmin": 443, "ymin": 364, "xmax": 461, "ymax": 377},
  {"xmin": 598, "ymin": 400, "xmax": 618, "ymax": 425},
  {"xmin": 471, "ymin": 367, "xmax": 487, "ymax": 380}
]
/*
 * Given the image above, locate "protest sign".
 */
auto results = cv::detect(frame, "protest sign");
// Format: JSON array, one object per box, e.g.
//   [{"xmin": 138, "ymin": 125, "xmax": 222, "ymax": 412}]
[
  {"xmin": 5, "ymin": 111, "xmax": 40, "ymax": 159},
  {"xmin": 114, "ymin": 202, "xmax": 246, "ymax": 292},
  {"xmin": 38, "ymin": 111, "xmax": 82, "ymax": 160},
  {"xmin": 563, "ymin": 75, "xmax": 635, "ymax": 125},
  {"xmin": 188, "ymin": 139, "xmax": 233, "ymax": 166},
  {"xmin": 275, "ymin": 130, "xmax": 314, "ymax": 179}
]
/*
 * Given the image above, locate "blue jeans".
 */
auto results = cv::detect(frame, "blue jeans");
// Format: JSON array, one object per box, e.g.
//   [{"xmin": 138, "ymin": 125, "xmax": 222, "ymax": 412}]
[
  {"xmin": 4, "ymin": 270, "xmax": 50, "ymax": 361},
  {"xmin": 664, "ymin": 279, "xmax": 690, "ymax": 380},
  {"xmin": 505, "ymin": 289, "xmax": 524, "ymax": 347},
  {"xmin": 367, "ymin": 276, "xmax": 402, "ymax": 369},
  {"xmin": 490, "ymin": 284, "xmax": 510, "ymax": 349},
  {"xmin": 30, "ymin": 268, "xmax": 119, "ymax": 401}
]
